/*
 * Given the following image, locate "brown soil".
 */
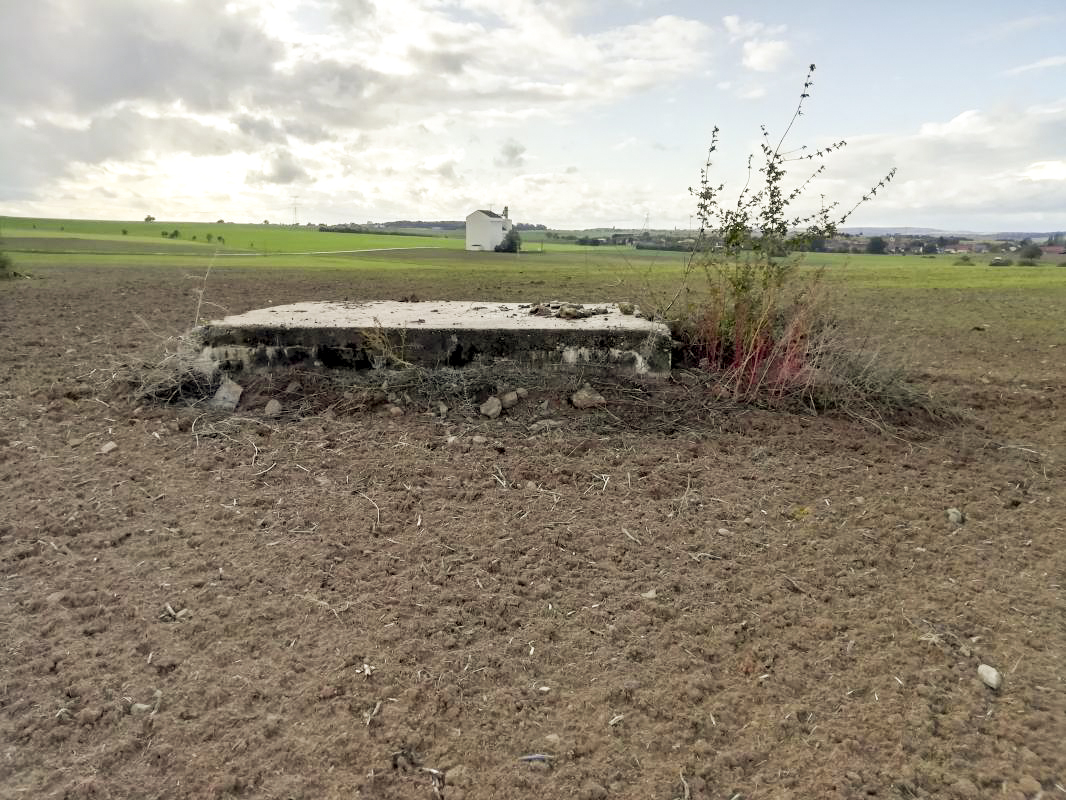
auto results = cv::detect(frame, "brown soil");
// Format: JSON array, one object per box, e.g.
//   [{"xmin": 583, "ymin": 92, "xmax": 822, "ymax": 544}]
[{"xmin": 2, "ymin": 266, "xmax": 1064, "ymax": 800}]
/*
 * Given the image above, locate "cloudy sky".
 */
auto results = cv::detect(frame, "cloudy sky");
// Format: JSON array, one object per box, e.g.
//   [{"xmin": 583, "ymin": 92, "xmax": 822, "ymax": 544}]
[{"xmin": 1, "ymin": 0, "xmax": 1064, "ymax": 231}]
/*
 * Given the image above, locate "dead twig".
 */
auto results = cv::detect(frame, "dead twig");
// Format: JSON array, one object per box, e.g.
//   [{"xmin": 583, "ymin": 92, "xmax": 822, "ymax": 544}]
[{"xmin": 358, "ymin": 492, "xmax": 381, "ymax": 525}]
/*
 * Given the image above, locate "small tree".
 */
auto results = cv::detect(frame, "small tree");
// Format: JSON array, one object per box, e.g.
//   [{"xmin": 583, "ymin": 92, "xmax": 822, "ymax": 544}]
[
  {"xmin": 495, "ymin": 227, "xmax": 522, "ymax": 253},
  {"xmin": 1018, "ymin": 243, "xmax": 1043, "ymax": 260},
  {"xmin": 866, "ymin": 236, "xmax": 886, "ymax": 254},
  {"xmin": 635, "ymin": 64, "xmax": 898, "ymax": 407},
  {"xmin": 144, "ymin": 214, "xmax": 155, "ymax": 223}
]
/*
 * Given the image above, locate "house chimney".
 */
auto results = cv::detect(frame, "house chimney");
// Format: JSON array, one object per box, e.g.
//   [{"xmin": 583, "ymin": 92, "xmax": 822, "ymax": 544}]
[{"xmin": 502, "ymin": 205, "xmax": 509, "ymax": 218}]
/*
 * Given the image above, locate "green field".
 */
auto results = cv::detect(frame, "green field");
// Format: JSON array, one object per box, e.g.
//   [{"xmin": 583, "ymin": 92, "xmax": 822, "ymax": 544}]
[
  {"xmin": 3, "ymin": 215, "xmax": 1064, "ymax": 299},
  {"xmin": 0, "ymin": 216, "xmax": 466, "ymax": 254}
]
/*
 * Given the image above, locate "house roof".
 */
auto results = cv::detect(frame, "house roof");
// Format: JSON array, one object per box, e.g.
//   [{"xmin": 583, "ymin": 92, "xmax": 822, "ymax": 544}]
[{"xmin": 474, "ymin": 209, "xmax": 502, "ymax": 218}]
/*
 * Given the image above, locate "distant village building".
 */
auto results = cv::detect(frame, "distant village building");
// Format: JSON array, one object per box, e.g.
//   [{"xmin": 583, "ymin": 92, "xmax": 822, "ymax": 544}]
[{"xmin": 465, "ymin": 207, "xmax": 512, "ymax": 251}]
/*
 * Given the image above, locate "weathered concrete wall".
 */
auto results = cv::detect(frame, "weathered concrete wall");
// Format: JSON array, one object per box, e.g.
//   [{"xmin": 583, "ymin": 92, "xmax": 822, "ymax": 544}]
[{"xmin": 193, "ymin": 301, "xmax": 672, "ymax": 378}]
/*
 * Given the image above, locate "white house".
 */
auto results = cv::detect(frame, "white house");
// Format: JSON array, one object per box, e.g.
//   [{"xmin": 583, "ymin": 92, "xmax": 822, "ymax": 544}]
[{"xmin": 465, "ymin": 207, "xmax": 512, "ymax": 251}]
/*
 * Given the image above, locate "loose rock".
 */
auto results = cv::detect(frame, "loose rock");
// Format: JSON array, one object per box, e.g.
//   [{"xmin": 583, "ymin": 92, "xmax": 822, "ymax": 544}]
[
  {"xmin": 529, "ymin": 419, "xmax": 563, "ymax": 433},
  {"xmin": 98, "ymin": 441, "xmax": 118, "ymax": 455},
  {"xmin": 515, "ymin": 388, "xmax": 528, "ymax": 399},
  {"xmin": 480, "ymin": 396, "xmax": 502, "ymax": 419},
  {"xmin": 264, "ymin": 399, "xmax": 282, "ymax": 418},
  {"xmin": 499, "ymin": 391, "xmax": 520, "ymax": 409},
  {"xmin": 946, "ymin": 507, "xmax": 965, "ymax": 525},
  {"xmin": 209, "ymin": 377, "xmax": 243, "ymax": 411},
  {"xmin": 977, "ymin": 664, "xmax": 1002, "ymax": 690},
  {"xmin": 571, "ymin": 384, "xmax": 606, "ymax": 409},
  {"xmin": 471, "ymin": 435, "xmax": 488, "ymax": 446},
  {"xmin": 388, "ymin": 405, "xmax": 404, "ymax": 417}
]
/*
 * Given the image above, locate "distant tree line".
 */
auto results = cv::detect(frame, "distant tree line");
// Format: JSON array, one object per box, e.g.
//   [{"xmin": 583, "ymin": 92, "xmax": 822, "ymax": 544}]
[
  {"xmin": 318, "ymin": 224, "xmax": 430, "ymax": 237},
  {"xmin": 322, "ymin": 220, "xmax": 548, "ymax": 231},
  {"xmin": 381, "ymin": 220, "xmax": 465, "ymax": 229}
]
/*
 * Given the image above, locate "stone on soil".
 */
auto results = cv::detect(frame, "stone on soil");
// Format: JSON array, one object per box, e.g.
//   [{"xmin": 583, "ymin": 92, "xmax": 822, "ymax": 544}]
[
  {"xmin": 977, "ymin": 664, "xmax": 1002, "ymax": 690},
  {"xmin": 209, "ymin": 377, "xmax": 243, "ymax": 411},
  {"xmin": 499, "ymin": 391, "xmax": 520, "ymax": 409},
  {"xmin": 529, "ymin": 419, "xmax": 563, "ymax": 433},
  {"xmin": 946, "ymin": 507, "xmax": 965, "ymax": 525},
  {"xmin": 264, "ymin": 399, "xmax": 282, "ymax": 417},
  {"xmin": 480, "ymin": 396, "xmax": 502, "ymax": 418}
]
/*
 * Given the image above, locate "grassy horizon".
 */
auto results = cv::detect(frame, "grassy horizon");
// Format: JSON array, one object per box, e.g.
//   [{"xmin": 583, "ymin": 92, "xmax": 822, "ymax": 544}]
[{"xmin": 3, "ymin": 214, "xmax": 1064, "ymax": 297}]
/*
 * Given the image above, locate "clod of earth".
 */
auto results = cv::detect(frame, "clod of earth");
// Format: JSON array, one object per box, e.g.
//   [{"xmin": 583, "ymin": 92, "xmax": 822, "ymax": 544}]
[{"xmin": 571, "ymin": 384, "xmax": 606, "ymax": 409}]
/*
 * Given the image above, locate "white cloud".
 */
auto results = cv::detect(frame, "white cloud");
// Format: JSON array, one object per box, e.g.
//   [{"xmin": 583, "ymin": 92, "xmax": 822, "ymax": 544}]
[
  {"xmin": 742, "ymin": 39, "xmax": 790, "ymax": 72},
  {"xmin": 1021, "ymin": 160, "xmax": 1066, "ymax": 181},
  {"xmin": 972, "ymin": 13, "xmax": 1062, "ymax": 42},
  {"xmin": 721, "ymin": 15, "xmax": 784, "ymax": 43},
  {"xmin": 804, "ymin": 103, "xmax": 1066, "ymax": 229},
  {"xmin": 1006, "ymin": 55, "xmax": 1066, "ymax": 75},
  {"xmin": 494, "ymin": 139, "xmax": 527, "ymax": 168},
  {"xmin": 737, "ymin": 85, "xmax": 767, "ymax": 100}
]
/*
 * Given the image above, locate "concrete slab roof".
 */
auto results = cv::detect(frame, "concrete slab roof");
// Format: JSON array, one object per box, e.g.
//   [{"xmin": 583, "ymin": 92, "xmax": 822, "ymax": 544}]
[{"xmin": 208, "ymin": 301, "xmax": 666, "ymax": 334}]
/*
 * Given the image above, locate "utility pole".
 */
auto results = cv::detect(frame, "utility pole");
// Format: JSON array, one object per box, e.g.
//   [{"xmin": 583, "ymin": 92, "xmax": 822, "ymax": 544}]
[{"xmin": 291, "ymin": 195, "xmax": 300, "ymax": 226}]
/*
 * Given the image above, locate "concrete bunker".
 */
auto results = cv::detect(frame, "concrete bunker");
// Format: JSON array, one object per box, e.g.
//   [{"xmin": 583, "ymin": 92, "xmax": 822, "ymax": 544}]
[{"xmin": 193, "ymin": 300, "xmax": 672, "ymax": 380}]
